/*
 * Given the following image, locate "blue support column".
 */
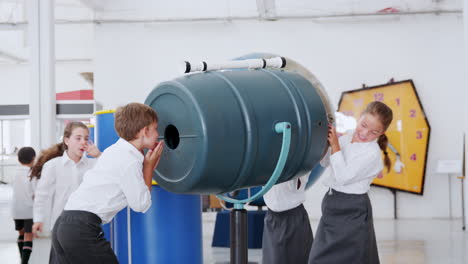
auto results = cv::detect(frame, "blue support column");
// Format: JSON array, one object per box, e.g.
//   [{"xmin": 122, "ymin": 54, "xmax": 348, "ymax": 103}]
[{"xmin": 130, "ymin": 186, "xmax": 203, "ymax": 264}]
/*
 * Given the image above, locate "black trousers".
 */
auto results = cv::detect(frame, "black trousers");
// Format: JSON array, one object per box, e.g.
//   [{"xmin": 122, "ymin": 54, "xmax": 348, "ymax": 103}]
[
  {"xmin": 51, "ymin": 210, "xmax": 118, "ymax": 264},
  {"xmin": 262, "ymin": 204, "xmax": 313, "ymax": 264}
]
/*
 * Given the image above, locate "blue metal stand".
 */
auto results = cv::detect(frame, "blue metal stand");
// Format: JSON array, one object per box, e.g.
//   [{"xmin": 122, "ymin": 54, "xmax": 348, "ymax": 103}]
[{"xmin": 216, "ymin": 122, "xmax": 291, "ymax": 264}]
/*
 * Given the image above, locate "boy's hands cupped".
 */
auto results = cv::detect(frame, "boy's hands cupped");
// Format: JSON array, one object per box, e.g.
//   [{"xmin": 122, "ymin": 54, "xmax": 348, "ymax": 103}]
[{"xmin": 145, "ymin": 141, "xmax": 164, "ymax": 170}]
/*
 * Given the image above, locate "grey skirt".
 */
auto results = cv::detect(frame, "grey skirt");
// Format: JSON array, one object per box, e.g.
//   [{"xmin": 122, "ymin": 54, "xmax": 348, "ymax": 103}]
[
  {"xmin": 308, "ymin": 189, "xmax": 379, "ymax": 264},
  {"xmin": 262, "ymin": 204, "xmax": 313, "ymax": 264}
]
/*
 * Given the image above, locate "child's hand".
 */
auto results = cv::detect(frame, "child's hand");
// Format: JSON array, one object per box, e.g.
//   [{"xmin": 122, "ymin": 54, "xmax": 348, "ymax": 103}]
[
  {"xmin": 32, "ymin": 222, "xmax": 43, "ymax": 238},
  {"xmin": 328, "ymin": 125, "xmax": 340, "ymax": 154},
  {"xmin": 85, "ymin": 140, "xmax": 101, "ymax": 158},
  {"xmin": 145, "ymin": 141, "xmax": 164, "ymax": 170}
]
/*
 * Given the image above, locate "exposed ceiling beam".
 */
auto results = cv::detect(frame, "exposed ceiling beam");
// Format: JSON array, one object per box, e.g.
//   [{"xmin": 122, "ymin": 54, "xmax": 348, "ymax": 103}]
[
  {"xmin": 0, "ymin": 8, "xmax": 462, "ymax": 30},
  {"xmin": 256, "ymin": 0, "xmax": 277, "ymax": 20},
  {"xmin": 0, "ymin": 57, "xmax": 93, "ymax": 65},
  {"xmin": 0, "ymin": 50, "xmax": 26, "ymax": 63}
]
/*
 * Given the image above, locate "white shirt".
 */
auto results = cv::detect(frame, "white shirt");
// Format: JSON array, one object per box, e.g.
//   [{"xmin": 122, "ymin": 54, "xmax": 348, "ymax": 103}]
[
  {"xmin": 263, "ymin": 174, "xmax": 309, "ymax": 212},
  {"xmin": 65, "ymin": 138, "xmax": 152, "ymax": 224},
  {"xmin": 11, "ymin": 166, "xmax": 37, "ymax": 219},
  {"xmin": 33, "ymin": 151, "xmax": 96, "ymax": 228},
  {"xmin": 321, "ymin": 130, "xmax": 383, "ymax": 194}
]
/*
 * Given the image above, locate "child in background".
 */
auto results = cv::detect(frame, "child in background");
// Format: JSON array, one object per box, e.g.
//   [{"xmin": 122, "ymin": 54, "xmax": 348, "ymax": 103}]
[
  {"xmin": 308, "ymin": 101, "xmax": 393, "ymax": 264},
  {"xmin": 52, "ymin": 102, "xmax": 164, "ymax": 263},
  {"xmin": 11, "ymin": 147, "xmax": 36, "ymax": 264}
]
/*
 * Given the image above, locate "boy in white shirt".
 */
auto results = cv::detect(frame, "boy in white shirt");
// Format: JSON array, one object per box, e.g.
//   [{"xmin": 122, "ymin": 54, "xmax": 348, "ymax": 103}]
[
  {"xmin": 11, "ymin": 147, "xmax": 36, "ymax": 264},
  {"xmin": 51, "ymin": 102, "xmax": 164, "ymax": 263}
]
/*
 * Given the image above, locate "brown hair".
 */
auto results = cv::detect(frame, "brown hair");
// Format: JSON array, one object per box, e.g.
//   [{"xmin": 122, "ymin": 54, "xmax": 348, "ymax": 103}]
[
  {"xmin": 114, "ymin": 103, "xmax": 158, "ymax": 141},
  {"xmin": 30, "ymin": 122, "xmax": 88, "ymax": 179},
  {"xmin": 362, "ymin": 101, "xmax": 393, "ymax": 172}
]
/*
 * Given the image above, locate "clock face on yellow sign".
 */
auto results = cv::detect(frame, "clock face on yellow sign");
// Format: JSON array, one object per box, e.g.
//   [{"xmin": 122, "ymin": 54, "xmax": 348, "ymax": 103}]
[{"xmin": 338, "ymin": 80, "xmax": 430, "ymax": 195}]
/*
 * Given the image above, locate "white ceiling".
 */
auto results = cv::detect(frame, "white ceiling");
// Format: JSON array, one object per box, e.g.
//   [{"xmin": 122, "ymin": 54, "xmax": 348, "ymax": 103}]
[
  {"xmin": 0, "ymin": 0, "xmax": 462, "ymax": 23},
  {"xmin": 0, "ymin": 0, "xmax": 462, "ymax": 64}
]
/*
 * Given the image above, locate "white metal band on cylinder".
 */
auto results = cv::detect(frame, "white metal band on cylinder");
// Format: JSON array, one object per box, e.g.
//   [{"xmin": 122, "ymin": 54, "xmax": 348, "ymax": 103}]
[{"xmin": 182, "ymin": 57, "xmax": 286, "ymax": 73}]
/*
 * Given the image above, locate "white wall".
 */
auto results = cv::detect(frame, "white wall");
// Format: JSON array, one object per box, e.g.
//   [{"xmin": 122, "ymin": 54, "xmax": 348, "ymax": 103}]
[
  {"xmin": 0, "ymin": 23, "xmax": 94, "ymax": 105},
  {"xmin": 0, "ymin": 62, "xmax": 92, "ymax": 106},
  {"xmin": 0, "ymin": 64, "xmax": 30, "ymax": 105},
  {"xmin": 94, "ymin": 13, "xmax": 466, "ymax": 219},
  {"xmin": 55, "ymin": 62, "xmax": 93, "ymax": 92}
]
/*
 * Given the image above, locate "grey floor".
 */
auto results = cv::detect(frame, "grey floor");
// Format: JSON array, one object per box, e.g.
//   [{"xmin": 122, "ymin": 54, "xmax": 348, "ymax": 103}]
[{"xmin": 1, "ymin": 184, "xmax": 467, "ymax": 264}]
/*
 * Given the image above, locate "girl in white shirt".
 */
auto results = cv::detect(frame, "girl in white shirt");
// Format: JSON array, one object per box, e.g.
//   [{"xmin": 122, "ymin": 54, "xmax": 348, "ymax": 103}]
[
  {"xmin": 308, "ymin": 101, "xmax": 393, "ymax": 264},
  {"xmin": 31, "ymin": 122, "xmax": 100, "ymax": 238},
  {"xmin": 262, "ymin": 174, "xmax": 313, "ymax": 264}
]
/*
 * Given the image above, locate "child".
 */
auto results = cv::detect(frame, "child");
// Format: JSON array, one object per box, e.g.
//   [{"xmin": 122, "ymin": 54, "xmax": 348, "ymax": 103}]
[
  {"xmin": 262, "ymin": 175, "xmax": 313, "ymax": 264},
  {"xmin": 51, "ymin": 102, "xmax": 164, "ymax": 263},
  {"xmin": 308, "ymin": 101, "xmax": 393, "ymax": 264},
  {"xmin": 11, "ymin": 147, "xmax": 36, "ymax": 264},
  {"xmin": 31, "ymin": 121, "xmax": 100, "ymax": 238}
]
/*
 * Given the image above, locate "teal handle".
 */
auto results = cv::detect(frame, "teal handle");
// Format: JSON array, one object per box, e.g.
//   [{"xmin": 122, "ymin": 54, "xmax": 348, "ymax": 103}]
[
  {"xmin": 387, "ymin": 141, "xmax": 399, "ymax": 156},
  {"xmin": 216, "ymin": 122, "xmax": 292, "ymax": 209}
]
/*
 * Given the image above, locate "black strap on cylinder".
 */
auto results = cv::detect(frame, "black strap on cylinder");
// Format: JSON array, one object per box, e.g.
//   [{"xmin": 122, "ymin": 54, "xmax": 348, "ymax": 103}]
[
  {"xmin": 280, "ymin": 57, "xmax": 287, "ymax": 68},
  {"xmin": 184, "ymin": 61, "xmax": 191, "ymax": 73}
]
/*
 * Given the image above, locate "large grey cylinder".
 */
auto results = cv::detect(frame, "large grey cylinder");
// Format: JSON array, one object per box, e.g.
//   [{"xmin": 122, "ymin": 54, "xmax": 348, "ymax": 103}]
[{"xmin": 145, "ymin": 69, "xmax": 328, "ymax": 194}]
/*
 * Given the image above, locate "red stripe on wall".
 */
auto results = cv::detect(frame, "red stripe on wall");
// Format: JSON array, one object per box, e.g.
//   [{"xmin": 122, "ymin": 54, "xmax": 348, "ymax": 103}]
[{"xmin": 56, "ymin": 90, "xmax": 94, "ymax": 100}]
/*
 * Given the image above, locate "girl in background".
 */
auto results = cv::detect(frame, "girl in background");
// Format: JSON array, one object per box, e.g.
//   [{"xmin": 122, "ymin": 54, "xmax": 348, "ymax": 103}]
[{"xmin": 31, "ymin": 122, "xmax": 100, "ymax": 255}]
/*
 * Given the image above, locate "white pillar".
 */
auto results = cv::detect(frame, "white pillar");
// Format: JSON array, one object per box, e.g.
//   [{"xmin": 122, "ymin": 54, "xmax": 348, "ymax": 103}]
[
  {"xmin": 463, "ymin": 0, "xmax": 468, "ymax": 229},
  {"xmin": 29, "ymin": 0, "xmax": 56, "ymax": 151}
]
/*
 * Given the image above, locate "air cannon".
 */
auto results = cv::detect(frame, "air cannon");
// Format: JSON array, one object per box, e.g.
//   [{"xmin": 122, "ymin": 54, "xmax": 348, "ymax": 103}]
[{"xmin": 145, "ymin": 53, "xmax": 333, "ymax": 195}]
